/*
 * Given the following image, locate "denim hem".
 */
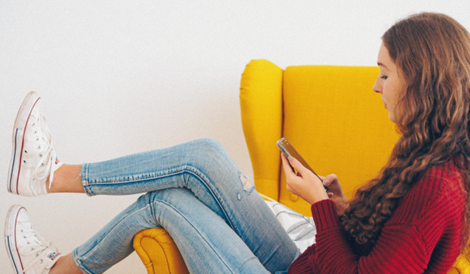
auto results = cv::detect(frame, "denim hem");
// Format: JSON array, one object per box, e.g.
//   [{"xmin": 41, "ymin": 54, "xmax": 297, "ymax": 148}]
[
  {"xmin": 81, "ymin": 163, "xmax": 94, "ymax": 197},
  {"xmin": 72, "ymin": 248, "xmax": 93, "ymax": 274}
]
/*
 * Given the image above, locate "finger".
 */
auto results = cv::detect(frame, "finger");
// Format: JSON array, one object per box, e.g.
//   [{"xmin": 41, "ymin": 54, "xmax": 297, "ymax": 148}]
[
  {"xmin": 281, "ymin": 153, "xmax": 295, "ymax": 177},
  {"xmin": 287, "ymin": 156, "xmax": 308, "ymax": 175},
  {"xmin": 326, "ymin": 174, "xmax": 338, "ymax": 182}
]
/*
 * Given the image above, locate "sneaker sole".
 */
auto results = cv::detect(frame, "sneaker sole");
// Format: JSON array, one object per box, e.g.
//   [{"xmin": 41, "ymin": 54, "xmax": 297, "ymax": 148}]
[
  {"xmin": 4, "ymin": 204, "xmax": 26, "ymax": 274},
  {"xmin": 7, "ymin": 91, "xmax": 41, "ymax": 195}
]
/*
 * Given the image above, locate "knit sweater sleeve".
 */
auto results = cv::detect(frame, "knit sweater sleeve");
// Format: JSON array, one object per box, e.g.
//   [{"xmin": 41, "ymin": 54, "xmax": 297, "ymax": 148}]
[{"xmin": 288, "ymin": 163, "xmax": 465, "ymax": 274}]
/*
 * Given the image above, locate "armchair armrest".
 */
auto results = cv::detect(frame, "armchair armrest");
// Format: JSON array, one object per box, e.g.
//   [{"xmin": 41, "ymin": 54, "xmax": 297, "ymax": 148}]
[
  {"xmin": 133, "ymin": 228, "xmax": 189, "ymax": 274},
  {"xmin": 240, "ymin": 59, "xmax": 284, "ymax": 200}
]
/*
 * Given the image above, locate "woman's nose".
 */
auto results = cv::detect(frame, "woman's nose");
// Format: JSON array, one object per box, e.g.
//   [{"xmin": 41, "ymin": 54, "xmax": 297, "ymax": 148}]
[{"xmin": 372, "ymin": 78, "xmax": 382, "ymax": 94}]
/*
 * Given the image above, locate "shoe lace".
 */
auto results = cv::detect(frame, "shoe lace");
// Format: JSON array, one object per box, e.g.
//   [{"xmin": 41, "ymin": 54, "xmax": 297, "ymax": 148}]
[
  {"xmin": 18, "ymin": 226, "xmax": 58, "ymax": 272},
  {"xmin": 32, "ymin": 114, "xmax": 58, "ymax": 189}
]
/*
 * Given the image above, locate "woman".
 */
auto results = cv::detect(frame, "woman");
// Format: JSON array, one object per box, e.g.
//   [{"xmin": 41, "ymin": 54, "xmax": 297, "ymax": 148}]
[
  {"xmin": 285, "ymin": 12, "xmax": 470, "ymax": 273},
  {"xmin": 5, "ymin": 12, "xmax": 470, "ymax": 274}
]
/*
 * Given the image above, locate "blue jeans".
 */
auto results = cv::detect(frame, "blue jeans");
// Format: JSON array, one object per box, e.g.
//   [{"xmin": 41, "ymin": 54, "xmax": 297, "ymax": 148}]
[{"xmin": 72, "ymin": 138, "xmax": 299, "ymax": 274}]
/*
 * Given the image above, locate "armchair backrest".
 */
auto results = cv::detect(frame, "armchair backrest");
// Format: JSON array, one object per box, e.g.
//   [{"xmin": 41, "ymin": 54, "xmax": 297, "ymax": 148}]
[{"xmin": 240, "ymin": 59, "xmax": 399, "ymax": 216}]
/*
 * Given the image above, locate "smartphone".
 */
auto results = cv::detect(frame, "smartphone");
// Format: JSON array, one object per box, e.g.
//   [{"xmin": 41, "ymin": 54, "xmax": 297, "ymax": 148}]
[{"xmin": 277, "ymin": 137, "xmax": 328, "ymax": 191}]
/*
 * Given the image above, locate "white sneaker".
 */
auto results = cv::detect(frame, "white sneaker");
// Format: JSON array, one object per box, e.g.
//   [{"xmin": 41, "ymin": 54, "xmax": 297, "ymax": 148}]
[
  {"xmin": 7, "ymin": 91, "xmax": 63, "ymax": 196},
  {"xmin": 4, "ymin": 204, "xmax": 63, "ymax": 274}
]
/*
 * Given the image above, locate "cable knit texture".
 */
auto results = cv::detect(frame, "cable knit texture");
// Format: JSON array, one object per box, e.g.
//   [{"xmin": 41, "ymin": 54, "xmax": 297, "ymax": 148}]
[{"xmin": 288, "ymin": 159, "xmax": 466, "ymax": 273}]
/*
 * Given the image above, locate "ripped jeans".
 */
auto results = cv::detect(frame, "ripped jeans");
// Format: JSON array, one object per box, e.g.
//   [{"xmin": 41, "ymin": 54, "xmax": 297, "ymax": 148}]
[{"xmin": 72, "ymin": 139, "xmax": 299, "ymax": 274}]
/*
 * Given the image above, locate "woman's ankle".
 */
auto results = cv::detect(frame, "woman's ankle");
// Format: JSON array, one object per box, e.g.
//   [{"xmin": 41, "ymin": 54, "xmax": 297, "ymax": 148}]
[
  {"xmin": 47, "ymin": 164, "xmax": 85, "ymax": 193},
  {"xmin": 50, "ymin": 253, "xmax": 83, "ymax": 274}
]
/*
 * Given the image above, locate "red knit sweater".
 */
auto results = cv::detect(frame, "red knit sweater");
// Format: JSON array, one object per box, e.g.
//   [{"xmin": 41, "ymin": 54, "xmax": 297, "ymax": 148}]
[{"xmin": 288, "ymin": 159, "xmax": 466, "ymax": 273}]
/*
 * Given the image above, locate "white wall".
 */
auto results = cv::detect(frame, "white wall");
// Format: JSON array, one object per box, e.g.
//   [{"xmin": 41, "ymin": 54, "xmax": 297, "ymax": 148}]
[{"xmin": 1, "ymin": 1, "xmax": 469, "ymax": 273}]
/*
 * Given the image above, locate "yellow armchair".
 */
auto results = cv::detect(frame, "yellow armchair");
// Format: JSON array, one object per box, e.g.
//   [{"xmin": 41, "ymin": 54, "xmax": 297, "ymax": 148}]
[{"xmin": 133, "ymin": 59, "xmax": 468, "ymax": 273}]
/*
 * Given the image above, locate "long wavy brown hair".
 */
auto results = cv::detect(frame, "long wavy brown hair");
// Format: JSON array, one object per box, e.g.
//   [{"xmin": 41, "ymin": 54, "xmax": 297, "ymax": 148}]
[{"xmin": 340, "ymin": 12, "xmax": 470, "ymax": 249}]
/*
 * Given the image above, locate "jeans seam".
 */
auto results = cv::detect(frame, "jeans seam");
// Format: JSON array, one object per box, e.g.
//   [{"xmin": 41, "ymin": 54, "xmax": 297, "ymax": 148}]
[
  {"xmin": 152, "ymin": 199, "xmax": 236, "ymax": 274},
  {"xmin": 185, "ymin": 166, "xmax": 237, "ymax": 232},
  {"xmin": 78, "ymin": 206, "xmax": 150, "ymax": 262}
]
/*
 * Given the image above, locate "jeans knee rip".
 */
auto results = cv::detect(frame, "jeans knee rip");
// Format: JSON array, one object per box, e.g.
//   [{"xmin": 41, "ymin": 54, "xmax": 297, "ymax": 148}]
[{"xmin": 240, "ymin": 174, "xmax": 254, "ymax": 193}]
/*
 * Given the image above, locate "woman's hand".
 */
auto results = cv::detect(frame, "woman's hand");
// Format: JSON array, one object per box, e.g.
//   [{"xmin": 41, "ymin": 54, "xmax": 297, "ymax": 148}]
[
  {"xmin": 281, "ymin": 153, "xmax": 329, "ymax": 205},
  {"xmin": 321, "ymin": 174, "xmax": 349, "ymax": 215}
]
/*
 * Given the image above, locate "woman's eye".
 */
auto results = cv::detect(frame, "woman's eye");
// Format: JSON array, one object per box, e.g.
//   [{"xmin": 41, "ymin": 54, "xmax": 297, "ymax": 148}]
[{"xmin": 381, "ymin": 75, "xmax": 388, "ymax": 80}]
